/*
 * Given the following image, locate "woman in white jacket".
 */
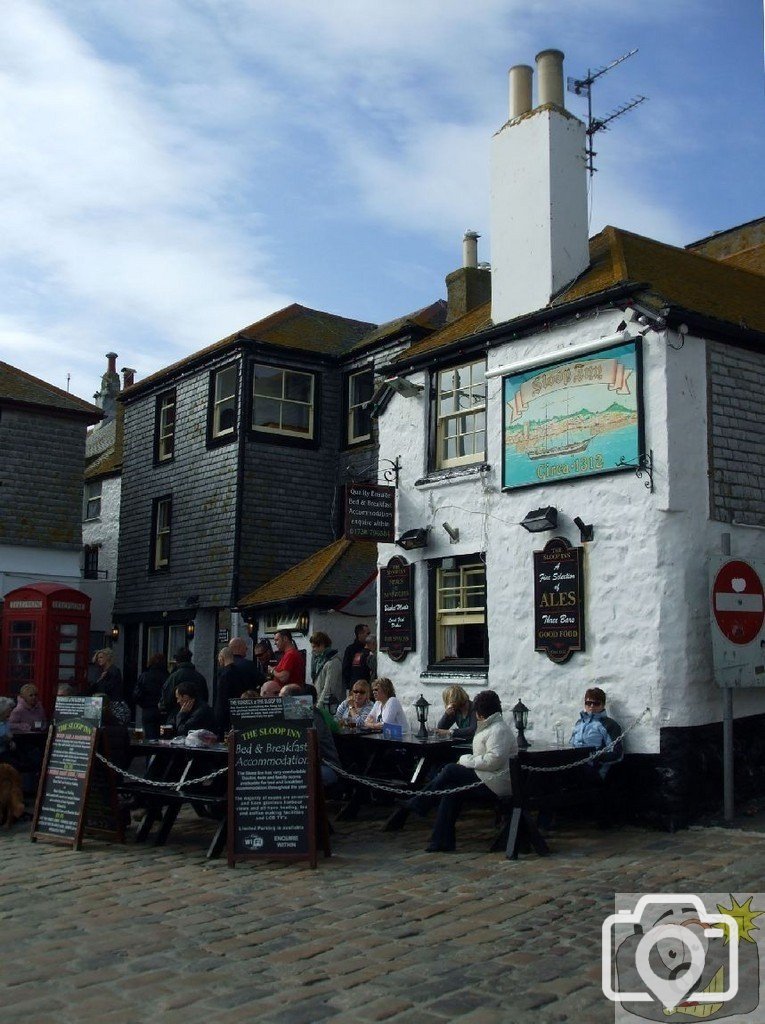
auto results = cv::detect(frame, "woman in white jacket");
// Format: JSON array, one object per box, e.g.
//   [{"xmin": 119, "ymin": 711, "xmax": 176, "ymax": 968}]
[{"xmin": 384, "ymin": 689, "xmax": 516, "ymax": 852}]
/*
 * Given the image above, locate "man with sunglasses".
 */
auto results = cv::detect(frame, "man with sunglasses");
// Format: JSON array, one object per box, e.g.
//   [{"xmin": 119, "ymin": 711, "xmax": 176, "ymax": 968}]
[{"xmin": 570, "ymin": 687, "xmax": 623, "ymax": 779}]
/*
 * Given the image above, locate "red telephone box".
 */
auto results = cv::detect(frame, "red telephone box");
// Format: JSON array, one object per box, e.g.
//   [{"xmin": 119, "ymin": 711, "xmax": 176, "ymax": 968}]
[{"xmin": 1, "ymin": 583, "xmax": 91, "ymax": 717}]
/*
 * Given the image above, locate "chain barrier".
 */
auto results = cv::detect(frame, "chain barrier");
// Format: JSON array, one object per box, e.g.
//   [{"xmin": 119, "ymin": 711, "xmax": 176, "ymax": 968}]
[
  {"xmin": 94, "ymin": 751, "xmax": 228, "ymax": 790},
  {"xmin": 523, "ymin": 707, "xmax": 651, "ymax": 773},
  {"xmin": 95, "ymin": 706, "xmax": 650, "ymax": 798}
]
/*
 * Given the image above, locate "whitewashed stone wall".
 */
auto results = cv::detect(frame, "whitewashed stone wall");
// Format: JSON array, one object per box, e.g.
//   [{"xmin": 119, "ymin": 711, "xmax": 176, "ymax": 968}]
[{"xmin": 376, "ymin": 309, "xmax": 765, "ymax": 754}]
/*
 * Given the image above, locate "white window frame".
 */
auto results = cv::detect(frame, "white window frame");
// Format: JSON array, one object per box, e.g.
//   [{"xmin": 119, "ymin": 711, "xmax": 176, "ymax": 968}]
[
  {"xmin": 153, "ymin": 497, "xmax": 171, "ymax": 570},
  {"xmin": 252, "ymin": 364, "xmax": 315, "ymax": 439},
  {"xmin": 83, "ymin": 480, "xmax": 102, "ymax": 521},
  {"xmin": 157, "ymin": 391, "xmax": 176, "ymax": 461},
  {"xmin": 434, "ymin": 560, "xmax": 487, "ymax": 663},
  {"xmin": 212, "ymin": 365, "xmax": 237, "ymax": 439},
  {"xmin": 347, "ymin": 367, "xmax": 373, "ymax": 445},
  {"xmin": 435, "ymin": 359, "xmax": 486, "ymax": 469}
]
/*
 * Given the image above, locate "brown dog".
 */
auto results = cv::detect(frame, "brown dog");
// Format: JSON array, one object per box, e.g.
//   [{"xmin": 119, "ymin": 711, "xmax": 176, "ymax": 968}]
[{"xmin": 0, "ymin": 763, "xmax": 25, "ymax": 827}]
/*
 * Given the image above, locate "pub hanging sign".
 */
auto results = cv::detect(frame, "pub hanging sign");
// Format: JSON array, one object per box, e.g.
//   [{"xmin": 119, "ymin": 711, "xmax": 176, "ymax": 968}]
[{"xmin": 533, "ymin": 536, "xmax": 585, "ymax": 663}]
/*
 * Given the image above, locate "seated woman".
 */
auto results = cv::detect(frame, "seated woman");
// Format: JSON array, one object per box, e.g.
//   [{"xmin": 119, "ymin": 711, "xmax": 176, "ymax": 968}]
[
  {"xmin": 434, "ymin": 685, "xmax": 477, "ymax": 741},
  {"xmin": 171, "ymin": 683, "xmax": 217, "ymax": 737},
  {"xmin": 335, "ymin": 680, "xmax": 374, "ymax": 728},
  {"xmin": 0, "ymin": 697, "xmax": 16, "ymax": 764},
  {"xmin": 8, "ymin": 684, "xmax": 48, "ymax": 733},
  {"xmin": 361, "ymin": 678, "xmax": 409, "ymax": 733},
  {"xmin": 384, "ymin": 689, "xmax": 516, "ymax": 852}
]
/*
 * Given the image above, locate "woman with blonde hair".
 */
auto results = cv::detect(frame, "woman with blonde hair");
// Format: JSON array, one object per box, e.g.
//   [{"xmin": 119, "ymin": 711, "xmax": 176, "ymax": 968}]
[
  {"xmin": 435, "ymin": 685, "xmax": 477, "ymax": 741},
  {"xmin": 89, "ymin": 648, "xmax": 124, "ymax": 701},
  {"xmin": 335, "ymin": 679, "xmax": 374, "ymax": 728},
  {"xmin": 361, "ymin": 678, "xmax": 408, "ymax": 732}
]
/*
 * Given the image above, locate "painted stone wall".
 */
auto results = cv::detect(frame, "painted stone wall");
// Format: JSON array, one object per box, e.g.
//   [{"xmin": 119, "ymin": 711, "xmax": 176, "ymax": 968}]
[{"xmin": 375, "ymin": 309, "xmax": 765, "ymax": 761}]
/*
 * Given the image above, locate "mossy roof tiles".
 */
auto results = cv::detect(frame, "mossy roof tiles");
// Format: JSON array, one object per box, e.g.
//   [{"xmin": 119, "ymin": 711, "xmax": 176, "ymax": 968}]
[
  {"xmin": 0, "ymin": 362, "xmax": 102, "ymax": 421},
  {"xmin": 391, "ymin": 225, "xmax": 765, "ymax": 365},
  {"xmin": 239, "ymin": 538, "xmax": 377, "ymax": 609}
]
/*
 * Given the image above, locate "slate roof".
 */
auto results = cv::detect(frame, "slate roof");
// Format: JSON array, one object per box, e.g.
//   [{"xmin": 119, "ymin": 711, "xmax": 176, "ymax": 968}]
[
  {"xmin": 238, "ymin": 538, "xmax": 378, "ymax": 609},
  {"xmin": 85, "ymin": 405, "xmax": 124, "ymax": 480},
  {"xmin": 123, "ymin": 304, "xmax": 377, "ymax": 399},
  {"xmin": 0, "ymin": 362, "xmax": 102, "ymax": 422},
  {"xmin": 389, "ymin": 225, "xmax": 765, "ymax": 366}
]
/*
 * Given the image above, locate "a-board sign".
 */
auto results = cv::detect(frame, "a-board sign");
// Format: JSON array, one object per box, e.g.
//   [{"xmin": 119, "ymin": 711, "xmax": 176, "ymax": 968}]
[
  {"xmin": 228, "ymin": 696, "xmax": 327, "ymax": 867},
  {"xmin": 84, "ymin": 730, "xmax": 125, "ymax": 841},
  {"xmin": 344, "ymin": 483, "xmax": 395, "ymax": 542},
  {"xmin": 31, "ymin": 697, "xmax": 104, "ymax": 849},
  {"xmin": 379, "ymin": 556, "xmax": 415, "ymax": 662},
  {"xmin": 533, "ymin": 537, "xmax": 586, "ymax": 663}
]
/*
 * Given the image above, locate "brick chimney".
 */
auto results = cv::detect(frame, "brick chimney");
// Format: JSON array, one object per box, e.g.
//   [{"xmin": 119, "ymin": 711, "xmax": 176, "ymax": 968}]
[
  {"xmin": 490, "ymin": 49, "xmax": 589, "ymax": 325},
  {"xmin": 94, "ymin": 352, "xmax": 121, "ymax": 423},
  {"xmin": 445, "ymin": 231, "xmax": 492, "ymax": 323},
  {"xmin": 121, "ymin": 367, "xmax": 136, "ymax": 389}
]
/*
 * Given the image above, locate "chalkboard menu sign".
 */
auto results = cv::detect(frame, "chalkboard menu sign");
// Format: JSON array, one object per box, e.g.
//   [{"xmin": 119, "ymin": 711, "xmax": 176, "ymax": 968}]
[
  {"xmin": 379, "ymin": 556, "xmax": 415, "ymax": 661},
  {"xmin": 533, "ymin": 537, "xmax": 585, "ymax": 663},
  {"xmin": 344, "ymin": 483, "xmax": 395, "ymax": 542},
  {"xmin": 31, "ymin": 715, "xmax": 98, "ymax": 849},
  {"xmin": 228, "ymin": 697, "xmax": 326, "ymax": 867}
]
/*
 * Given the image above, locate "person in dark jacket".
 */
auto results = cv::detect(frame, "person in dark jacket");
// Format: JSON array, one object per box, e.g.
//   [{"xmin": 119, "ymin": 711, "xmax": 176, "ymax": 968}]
[
  {"xmin": 133, "ymin": 652, "xmax": 168, "ymax": 739},
  {"xmin": 171, "ymin": 683, "xmax": 217, "ymax": 737},
  {"xmin": 89, "ymin": 649, "xmax": 124, "ymax": 701},
  {"xmin": 159, "ymin": 648, "xmax": 208, "ymax": 719},
  {"xmin": 228, "ymin": 636, "xmax": 265, "ymax": 691},
  {"xmin": 341, "ymin": 624, "xmax": 370, "ymax": 691}
]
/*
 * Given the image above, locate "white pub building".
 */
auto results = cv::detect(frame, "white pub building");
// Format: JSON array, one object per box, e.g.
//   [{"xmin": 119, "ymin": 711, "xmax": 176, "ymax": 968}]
[{"xmin": 372, "ymin": 50, "xmax": 765, "ymax": 826}]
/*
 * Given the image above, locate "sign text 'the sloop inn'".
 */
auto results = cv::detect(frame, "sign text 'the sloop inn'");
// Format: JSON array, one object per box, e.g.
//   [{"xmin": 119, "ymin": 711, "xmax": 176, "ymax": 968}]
[{"xmin": 533, "ymin": 537, "xmax": 585, "ymax": 663}]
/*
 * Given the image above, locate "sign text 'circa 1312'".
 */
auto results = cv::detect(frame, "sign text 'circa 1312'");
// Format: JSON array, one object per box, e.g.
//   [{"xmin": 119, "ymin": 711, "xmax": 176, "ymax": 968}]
[{"xmin": 533, "ymin": 537, "xmax": 585, "ymax": 663}]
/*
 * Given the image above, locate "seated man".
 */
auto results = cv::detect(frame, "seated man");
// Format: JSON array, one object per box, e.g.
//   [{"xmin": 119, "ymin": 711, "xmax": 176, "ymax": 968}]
[
  {"xmin": 171, "ymin": 683, "xmax": 217, "ymax": 738},
  {"xmin": 570, "ymin": 686, "xmax": 623, "ymax": 779},
  {"xmin": 384, "ymin": 690, "xmax": 515, "ymax": 852}
]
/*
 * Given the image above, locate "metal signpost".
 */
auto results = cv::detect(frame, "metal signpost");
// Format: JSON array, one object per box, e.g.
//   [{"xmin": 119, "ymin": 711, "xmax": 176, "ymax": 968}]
[{"xmin": 710, "ymin": 541, "xmax": 765, "ymax": 821}]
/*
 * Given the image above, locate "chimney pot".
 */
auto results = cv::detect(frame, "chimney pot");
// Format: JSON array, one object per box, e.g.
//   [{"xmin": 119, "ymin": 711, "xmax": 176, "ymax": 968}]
[
  {"xmin": 535, "ymin": 49, "xmax": 565, "ymax": 108},
  {"xmin": 121, "ymin": 367, "xmax": 136, "ymax": 389},
  {"xmin": 509, "ymin": 64, "xmax": 533, "ymax": 118},
  {"xmin": 105, "ymin": 351, "xmax": 118, "ymax": 374},
  {"xmin": 462, "ymin": 230, "xmax": 480, "ymax": 269}
]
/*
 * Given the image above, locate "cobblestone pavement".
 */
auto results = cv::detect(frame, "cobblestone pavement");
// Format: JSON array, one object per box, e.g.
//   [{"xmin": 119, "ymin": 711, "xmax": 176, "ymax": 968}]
[{"xmin": 3, "ymin": 805, "xmax": 765, "ymax": 1024}]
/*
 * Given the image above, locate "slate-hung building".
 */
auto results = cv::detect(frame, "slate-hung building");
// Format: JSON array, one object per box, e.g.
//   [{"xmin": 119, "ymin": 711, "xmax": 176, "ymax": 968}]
[
  {"xmin": 373, "ymin": 51, "xmax": 765, "ymax": 825},
  {"xmin": 113, "ymin": 300, "xmax": 445, "ymax": 689}
]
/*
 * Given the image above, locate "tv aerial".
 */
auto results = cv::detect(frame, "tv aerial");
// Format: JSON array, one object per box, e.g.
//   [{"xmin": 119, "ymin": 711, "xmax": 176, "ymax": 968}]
[{"xmin": 567, "ymin": 49, "xmax": 647, "ymax": 176}]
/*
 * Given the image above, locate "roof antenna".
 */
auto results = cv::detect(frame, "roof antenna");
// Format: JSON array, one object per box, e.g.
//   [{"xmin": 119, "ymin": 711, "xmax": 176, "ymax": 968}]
[
  {"xmin": 66, "ymin": 372, "xmax": 71, "ymax": 393},
  {"xmin": 567, "ymin": 49, "xmax": 647, "ymax": 177}
]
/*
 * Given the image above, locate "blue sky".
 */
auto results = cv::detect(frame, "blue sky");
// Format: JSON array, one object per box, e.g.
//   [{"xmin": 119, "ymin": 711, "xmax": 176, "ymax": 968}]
[{"xmin": 1, "ymin": 0, "xmax": 763, "ymax": 403}]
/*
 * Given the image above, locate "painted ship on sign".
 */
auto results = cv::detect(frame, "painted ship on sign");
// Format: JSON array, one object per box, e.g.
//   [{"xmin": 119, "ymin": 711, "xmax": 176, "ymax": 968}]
[{"xmin": 527, "ymin": 435, "xmax": 592, "ymax": 460}]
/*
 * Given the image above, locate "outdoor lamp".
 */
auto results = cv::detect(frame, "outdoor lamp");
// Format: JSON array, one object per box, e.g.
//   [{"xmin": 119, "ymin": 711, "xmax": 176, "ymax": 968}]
[
  {"xmin": 512, "ymin": 699, "xmax": 530, "ymax": 749},
  {"xmin": 520, "ymin": 507, "xmax": 558, "ymax": 533},
  {"xmin": 415, "ymin": 693, "xmax": 431, "ymax": 739},
  {"xmin": 186, "ymin": 621, "xmax": 196, "ymax": 640},
  {"xmin": 396, "ymin": 527, "xmax": 429, "ymax": 551},
  {"xmin": 109, "ymin": 624, "xmax": 120, "ymax": 642}
]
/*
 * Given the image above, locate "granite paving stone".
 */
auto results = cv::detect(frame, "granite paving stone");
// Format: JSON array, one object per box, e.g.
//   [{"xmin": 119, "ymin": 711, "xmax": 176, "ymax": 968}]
[{"xmin": 3, "ymin": 805, "xmax": 765, "ymax": 1023}]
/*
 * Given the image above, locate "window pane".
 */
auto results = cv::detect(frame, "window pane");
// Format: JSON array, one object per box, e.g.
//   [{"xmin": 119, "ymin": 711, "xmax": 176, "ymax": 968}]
[
  {"xmin": 216, "ymin": 366, "xmax": 236, "ymax": 401},
  {"xmin": 253, "ymin": 397, "xmax": 282, "ymax": 430},
  {"xmin": 282, "ymin": 402, "xmax": 310, "ymax": 434},
  {"xmin": 351, "ymin": 370, "xmax": 373, "ymax": 405},
  {"xmin": 253, "ymin": 365, "xmax": 283, "ymax": 398},
  {"xmin": 284, "ymin": 372, "xmax": 312, "ymax": 403}
]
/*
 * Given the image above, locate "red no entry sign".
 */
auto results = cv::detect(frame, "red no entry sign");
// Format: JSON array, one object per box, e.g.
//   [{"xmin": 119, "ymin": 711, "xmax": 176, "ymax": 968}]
[{"xmin": 712, "ymin": 559, "xmax": 765, "ymax": 645}]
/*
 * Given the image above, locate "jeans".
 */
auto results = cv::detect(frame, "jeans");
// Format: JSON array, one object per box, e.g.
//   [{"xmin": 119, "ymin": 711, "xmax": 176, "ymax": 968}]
[{"xmin": 408, "ymin": 762, "xmax": 491, "ymax": 850}]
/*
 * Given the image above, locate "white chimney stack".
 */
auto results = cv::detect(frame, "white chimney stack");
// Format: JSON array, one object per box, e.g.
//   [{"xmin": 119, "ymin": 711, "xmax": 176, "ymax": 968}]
[
  {"xmin": 462, "ymin": 230, "xmax": 480, "ymax": 269},
  {"xmin": 490, "ymin": 48, "xmax": 589, "ymax": 325}
]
